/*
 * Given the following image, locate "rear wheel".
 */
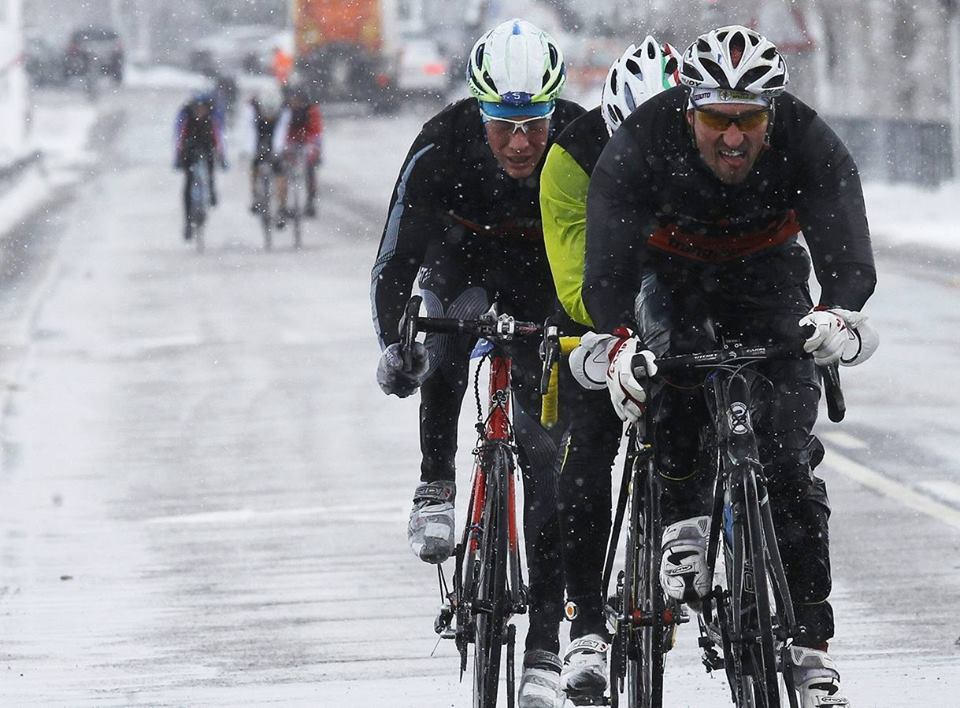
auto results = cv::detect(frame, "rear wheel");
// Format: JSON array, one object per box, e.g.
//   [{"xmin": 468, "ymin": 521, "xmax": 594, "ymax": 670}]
[{"xmin": 472, "ymin": 460, "xmax": 508, "ymax": 708}]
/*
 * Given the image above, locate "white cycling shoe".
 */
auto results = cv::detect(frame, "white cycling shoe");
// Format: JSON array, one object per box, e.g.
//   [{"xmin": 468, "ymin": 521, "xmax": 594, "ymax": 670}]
[
  {"xmin": 789, "ymin": 646, "xmax": 850, "ymax": 707},
  {"xmin": 560, "ymin": 634, "xmax": 609, "ymax": 702},
  {"xmin": 407, "ymin": 481, "xmax": 455, "ymax": 564},
  {"xmin": 518, "ymin": 650, "xmax": 562, "ymax": 708},
  {"xmin": 659, "ymin": 515, "xmax": 711, "ymax": 604}
]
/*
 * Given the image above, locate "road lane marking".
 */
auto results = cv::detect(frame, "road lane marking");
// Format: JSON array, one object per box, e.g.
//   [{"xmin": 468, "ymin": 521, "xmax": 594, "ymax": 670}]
[
  {"xmin": 918, "ymin": 481, "xmax": 960, "ymax": 506},
  {"xmin": 825, "ymin": 448, "xmax": 960, "ymax": 531},
  {"xmin": 819, "ymin": 430, "xmax": 868, "ymax": 450}
]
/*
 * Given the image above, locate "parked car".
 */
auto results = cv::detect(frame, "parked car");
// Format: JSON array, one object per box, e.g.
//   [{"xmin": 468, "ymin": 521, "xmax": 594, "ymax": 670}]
[
  {"xmin": 24, "ymin": 35, "xmax": 65, "ymax": 87},
  {"xmin": 188, "ymin": 25, "xmax": 280, "ymax": 77},
  {"xmin": 63, "ymin": 26, "xmax": 124, "ymax": 83},
  {"xmin": 395, "ymin": 37, "xmax": 449, "ymax": 97}
]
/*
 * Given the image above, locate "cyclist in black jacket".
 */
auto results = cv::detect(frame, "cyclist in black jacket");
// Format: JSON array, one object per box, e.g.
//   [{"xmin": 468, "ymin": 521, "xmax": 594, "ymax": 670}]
[
  {"xmin": 371, "ymin": 19, "xmax": 584, "ymax": 706},
  {"xmin": 583, "ymin": 26, "xmax": 877, "ymax": 707}
]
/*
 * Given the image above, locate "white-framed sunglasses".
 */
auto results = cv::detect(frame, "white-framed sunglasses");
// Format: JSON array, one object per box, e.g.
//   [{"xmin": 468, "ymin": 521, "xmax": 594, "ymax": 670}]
[{"xmin": 480, "ymin": 108, "xmax": 555, "ymax": 135}]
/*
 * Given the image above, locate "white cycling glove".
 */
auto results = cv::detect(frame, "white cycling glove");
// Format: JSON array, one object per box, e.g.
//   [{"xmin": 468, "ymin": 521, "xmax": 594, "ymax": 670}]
[
  {"xmin": 605, "ymin": 331, "xmax": 658, "ymax": 424},
  {"xmin": 799, "ymin": 308, "xmax": 879, "ymax": 367},
  {"xmin": 377, "ymin": 342, "xmax": 430, "ymax": 398},
  {"xmin": 569, "ymin": 331, "xmax": 621, "ymax": 391}
]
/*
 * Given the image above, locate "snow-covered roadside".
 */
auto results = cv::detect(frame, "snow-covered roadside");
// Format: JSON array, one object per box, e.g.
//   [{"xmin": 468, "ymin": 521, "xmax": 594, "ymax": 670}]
[
  {"xmin": 0, "ymin": 97, "xmax": 99, "ymax": 238},
  {"xmin": 863, "ymin": 181, "xmax": 960, "ymax": 254}
]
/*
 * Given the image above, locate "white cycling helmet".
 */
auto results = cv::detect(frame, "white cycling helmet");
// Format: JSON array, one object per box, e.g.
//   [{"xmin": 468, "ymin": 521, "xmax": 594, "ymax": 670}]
[
  {"xmin": 601, "ymin": 36, "xmax": 682, "ymax": 135},
  {"xmin": 680, "ymin": 25, "xmax": 788, "ymax": 101},
  {"xmin": 467, "ymin": 18, "xmax": 565, "ymax": 114}
]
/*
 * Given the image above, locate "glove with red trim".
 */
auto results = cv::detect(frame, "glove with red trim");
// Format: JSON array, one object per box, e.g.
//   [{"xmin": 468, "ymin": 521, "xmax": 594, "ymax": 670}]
[
  {"xmin": 799, "ymin": 307, "xmax": 879, "ymax": 367},
  {"xmin": 605, "ymin": 328, "xmax": 658, "ymax": 424}
]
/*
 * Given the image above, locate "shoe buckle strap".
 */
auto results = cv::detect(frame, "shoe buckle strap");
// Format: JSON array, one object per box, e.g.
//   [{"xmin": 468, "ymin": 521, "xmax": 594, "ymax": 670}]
[
  {"xmin": 413, "ymin": 481, "xmax": 455, "ymax": 503},
  {"xmin": 566, "ymin": 637, "xmax": 608, "ymax": 657}
]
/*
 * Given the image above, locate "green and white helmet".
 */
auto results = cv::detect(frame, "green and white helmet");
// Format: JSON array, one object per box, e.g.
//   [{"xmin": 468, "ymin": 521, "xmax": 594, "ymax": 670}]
[
  {"xmin": 467, "ymin": 18, "xmax": 566, "ymax": 114},
  {"xmin": 601, "ymin": 36, "xmax": 682, "ymax": 135}
]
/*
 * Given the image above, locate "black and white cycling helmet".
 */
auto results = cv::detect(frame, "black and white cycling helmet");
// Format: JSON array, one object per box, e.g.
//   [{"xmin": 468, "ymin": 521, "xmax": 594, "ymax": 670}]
[
  {"xmin": 680, "ymin": 25, "xmax": 788, "ymax": 101},
  {"xmin": 467, "ymin": 18, "xmax": 566, "ymax": 113},
  {"xmin": 601, "ymin": 36, "xmax": 681, "ymax": 135}
]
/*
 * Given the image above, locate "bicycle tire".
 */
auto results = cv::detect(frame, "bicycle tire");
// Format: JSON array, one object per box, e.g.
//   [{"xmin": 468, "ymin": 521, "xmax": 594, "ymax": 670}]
[
  {"xmin": 639, "ymin": 464, "xmax": 666, "ymax": 707},
  {"xmin": 189, "ymin": 163, "xmax": 207, "ymax": 254},
  {"xmin": 473, "ymin": 454, "xmax": 509, "ymax": 708},
  {"xmin": 625, "ymin": 459, "xmax": 665, "ymax": 708},
  {"xmin": 742, "ymin": 468, "xmax": 780, "ymax": 708},
  {"xmin": 259, "ymin": 167, "xmax": 273, "ymax": 250}
]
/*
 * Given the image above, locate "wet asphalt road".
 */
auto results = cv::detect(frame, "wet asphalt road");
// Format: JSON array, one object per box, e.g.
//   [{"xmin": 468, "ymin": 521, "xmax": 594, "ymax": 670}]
[{"xmin": 0, "ymin": 86, "xmax": 957, "ymax": 706}]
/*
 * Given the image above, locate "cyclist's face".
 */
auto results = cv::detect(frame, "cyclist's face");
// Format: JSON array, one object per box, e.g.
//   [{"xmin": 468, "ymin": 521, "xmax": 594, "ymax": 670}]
[
  {"xmin": 484, "ymin": 114, "xmax": 550, "ymax": 179},
  {"xmin": 686, "ymin": 102, "xmax": 769, "ymax": 185}
]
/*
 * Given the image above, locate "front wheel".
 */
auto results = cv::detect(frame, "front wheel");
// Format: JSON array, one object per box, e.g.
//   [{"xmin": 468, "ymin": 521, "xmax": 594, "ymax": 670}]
[
  {"xmin": 472, "ymin": 459, "xmax": 508, "ymax": 708},
  {"xmin": 741, "ymin": 470, "xmax": 780, "ymax": 708},
  {"xmin": 624, "ymin": 461, "xmax": 665, "ymax": 708}
]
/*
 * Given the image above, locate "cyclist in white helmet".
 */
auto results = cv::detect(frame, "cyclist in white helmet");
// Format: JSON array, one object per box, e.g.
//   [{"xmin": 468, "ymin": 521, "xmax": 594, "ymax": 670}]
[
  {"xmin": 371, "ymin": 18, "xmax": 585, "ymax": 707},
  {"xmin": 538, "ymin": 36, "xmax": 681, "ymax": 703},
  {"xmin": 584, "ymin": 25, "xmax": 876, "ymax": 707}
]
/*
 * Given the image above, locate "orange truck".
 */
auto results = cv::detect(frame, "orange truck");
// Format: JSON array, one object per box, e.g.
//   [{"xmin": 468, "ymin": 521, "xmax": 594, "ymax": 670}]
[{"xmin": 293, "ymin": 0, "xmax": 398, "ymax": 111}]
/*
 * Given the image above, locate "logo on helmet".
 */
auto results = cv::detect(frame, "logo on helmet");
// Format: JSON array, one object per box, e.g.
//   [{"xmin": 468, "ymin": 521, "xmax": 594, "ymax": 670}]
[{"xmin": 500, "ymin": 91, "xmax": 534, "ymax": 107}]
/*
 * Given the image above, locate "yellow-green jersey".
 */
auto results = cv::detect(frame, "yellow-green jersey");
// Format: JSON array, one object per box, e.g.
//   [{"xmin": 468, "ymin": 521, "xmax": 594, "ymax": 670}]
[{"xmin": 539, "ymin": 106, "xmax": 609, "ymax": 327}]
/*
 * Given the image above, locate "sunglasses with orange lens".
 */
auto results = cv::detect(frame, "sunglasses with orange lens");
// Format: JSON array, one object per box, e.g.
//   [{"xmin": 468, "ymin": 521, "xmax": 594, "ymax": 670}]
[{"xmin": 695, "ymin": 107, "xmax": 770, "ymax": 131}]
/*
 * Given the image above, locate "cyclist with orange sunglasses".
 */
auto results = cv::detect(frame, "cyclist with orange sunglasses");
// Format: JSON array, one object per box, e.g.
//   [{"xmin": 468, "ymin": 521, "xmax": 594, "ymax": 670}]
[{"xmin": 582, "ymin": 26, "xmax": 877, "ymax": 707}]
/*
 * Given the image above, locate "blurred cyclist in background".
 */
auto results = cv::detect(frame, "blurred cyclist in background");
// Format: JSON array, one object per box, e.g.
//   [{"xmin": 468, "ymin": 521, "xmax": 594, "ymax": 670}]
[
  {"xmin": 273, "ymin": 86, "xmax": 324, "ymax": 226},
  {"xmin": 174, "ymin": 93, "xmax": 226, "ymax": 241},
  {"xmin": 243, "ymin": 89, "xmax": 284, "ymax": 213}
]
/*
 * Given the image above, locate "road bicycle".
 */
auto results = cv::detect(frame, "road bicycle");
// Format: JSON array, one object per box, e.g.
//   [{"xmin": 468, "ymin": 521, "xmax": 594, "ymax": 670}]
[
  {"xmin": 186, "ymin": 155, "xmax": 211, "ymax": 253},
  {"xmin": 399, "ymin": 295, "xmax": 547, "ymax": 708},
  {"xmin": 614, "ymin": 338, "xmax": 844, "ymax": 708}
]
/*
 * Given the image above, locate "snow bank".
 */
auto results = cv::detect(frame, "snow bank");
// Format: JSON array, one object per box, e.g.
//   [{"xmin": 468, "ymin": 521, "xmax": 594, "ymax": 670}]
[{"xmin": 863, "ymin": 181, "xmax": 960, "ymax": 253}]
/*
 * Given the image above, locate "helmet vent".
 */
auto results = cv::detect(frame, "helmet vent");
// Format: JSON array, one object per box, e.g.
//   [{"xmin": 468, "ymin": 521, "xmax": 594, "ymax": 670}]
[
  {"xmin": 738, "ymin": 66, "xmax": 768, "ymax": 90},
  {"xmin": 481, "ymin": 70, "xmax": 497, "ymax": 94},
  {"xmin": 761, "ymin": 47, "xmax": 777, "ymax": 60},
  {"xmin": 609, "ymin": 67, "xmax": 618, "ymax": 93},
  {"xmin": 729, "ymin": 34, "xmax": 746, "ymax": 68},
  {"xmin": 664, "ymin": 57, "xmax": 678, "ymax": 76},
  {"xmin": 474, "ymin": 43, "xmax": 485, "ymax": 68},
  {"xmin": 697, "ymin": 38, "xmax": 710, "ymax": 53},
  {"xmin": 683, "ymin": 64, "xmax": 704, "ymax": 82},
  {"xmin": 548, "ymin": 44, "xmax": 559, "ymax": 69},
  {"xmin": 701, "ymin": 58, "xmax": 728, "ymax": 87},
  {"xmin": 646, "ymin": 42, "xmax": 656, "ymax": 59},
  {"xmin": 607, "ymin": 104, "xmax": 623, "ymax": 126}
]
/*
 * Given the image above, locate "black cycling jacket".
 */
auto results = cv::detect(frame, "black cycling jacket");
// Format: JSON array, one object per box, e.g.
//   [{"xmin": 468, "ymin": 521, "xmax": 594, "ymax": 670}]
[
  {"xmin": 584, "ymin": 86, "xmax": 876, "ymax": 333},
  {"xmin": 371, "ymin": 97, "xmax": 585, "ymax": 348}
]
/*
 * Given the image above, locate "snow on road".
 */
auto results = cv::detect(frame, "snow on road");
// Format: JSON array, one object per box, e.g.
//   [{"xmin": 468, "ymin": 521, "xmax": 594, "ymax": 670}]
[{"xmin": 0, "ymin": 82, "xmax": 957, "ymax": 706}]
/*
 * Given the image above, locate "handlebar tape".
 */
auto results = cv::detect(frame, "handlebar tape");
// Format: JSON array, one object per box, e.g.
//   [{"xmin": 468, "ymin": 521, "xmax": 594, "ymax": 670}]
[{"xmin": 540, "ymin": 363, "xmax": 560, "ymax": 429}]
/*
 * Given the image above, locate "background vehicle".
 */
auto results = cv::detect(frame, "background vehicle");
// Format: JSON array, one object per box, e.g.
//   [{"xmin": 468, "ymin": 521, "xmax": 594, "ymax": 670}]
[
  {"xmin": 188, "ymin": 24, "xmax": 278, "ymax": 77},
  {"xmin": 395, "ymin": 36, "xmax": 448, "ymax": 99},
  {"xmin": 63, "ymin": 26, "xmax": 123, "ymax": 84},
  {"xmin": 24, "ymin": 35, "xmax": 65, "ymax": 87},
  {"xmin": 293, "ymin": 0, "xmax": 399, "ymax": 112}
]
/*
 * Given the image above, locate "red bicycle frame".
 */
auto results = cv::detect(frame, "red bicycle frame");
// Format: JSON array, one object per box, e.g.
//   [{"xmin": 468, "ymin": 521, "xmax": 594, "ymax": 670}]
[{"xmin": 467, "ymin": 355, "xmax": 521, "ymax": 563}]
